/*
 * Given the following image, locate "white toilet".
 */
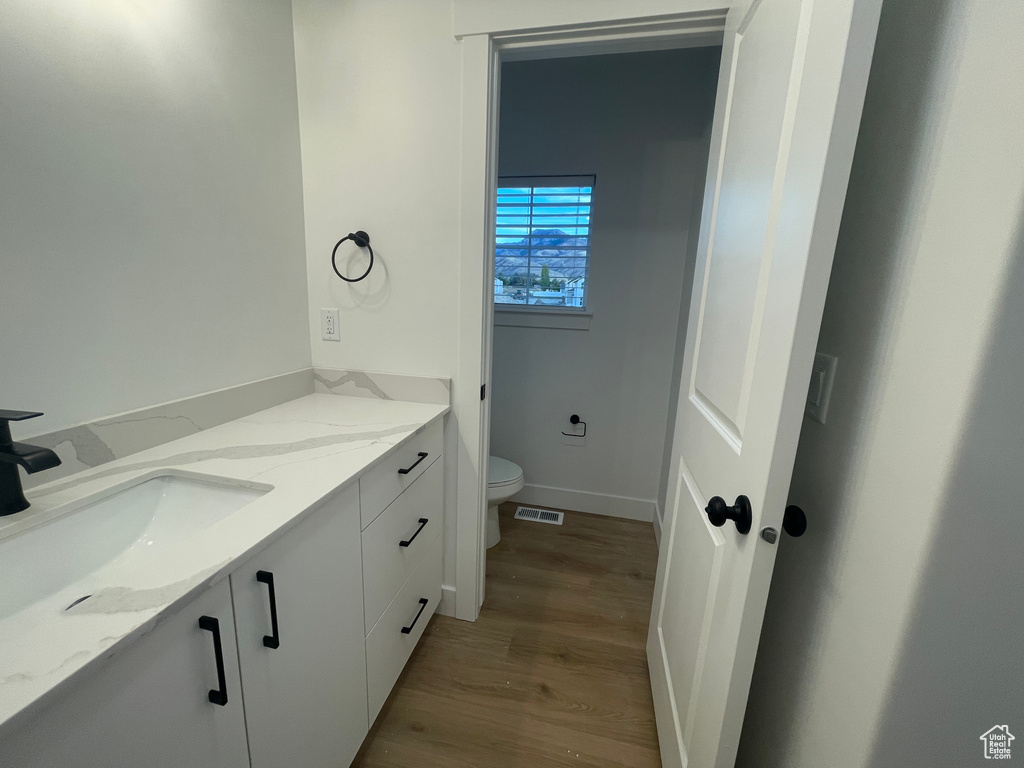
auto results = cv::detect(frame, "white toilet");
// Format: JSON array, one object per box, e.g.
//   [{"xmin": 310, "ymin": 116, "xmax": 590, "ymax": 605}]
[{"xmin": 486, "ymin": 455, "xmax": 524, "ymax": 548}]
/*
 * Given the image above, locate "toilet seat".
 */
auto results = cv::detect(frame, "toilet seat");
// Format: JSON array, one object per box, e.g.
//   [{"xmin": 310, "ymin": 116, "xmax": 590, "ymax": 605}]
[{"xmin": 488, "ymin": 455, "xmax": 523, "ymax": 488}]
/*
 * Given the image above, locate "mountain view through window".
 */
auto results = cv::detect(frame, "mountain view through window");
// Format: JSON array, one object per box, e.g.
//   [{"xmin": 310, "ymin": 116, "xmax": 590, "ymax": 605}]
[{"xmin": 494, "ymin": 176, "xmax": 593, "ymax": 310}]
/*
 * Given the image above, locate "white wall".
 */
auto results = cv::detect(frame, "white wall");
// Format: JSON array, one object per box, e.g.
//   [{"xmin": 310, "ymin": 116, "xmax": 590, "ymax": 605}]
[
  {"xmin": 491, "ymin": 49, "xmax": 718, "ymax": 520},
  {"xmin": 736, "ymin": 0, "xmax": 1024, "ymax": 764},
  {"xmin": 292, "ymin": 1, "xmax": 461, "ymax": 380},
  {"xmin": 291, "ymin": 0, "xmax": 464, "ymax": 594},
  {"xmin": 0, "ymin": 0, "xmax": 311, "ymax": 438}
]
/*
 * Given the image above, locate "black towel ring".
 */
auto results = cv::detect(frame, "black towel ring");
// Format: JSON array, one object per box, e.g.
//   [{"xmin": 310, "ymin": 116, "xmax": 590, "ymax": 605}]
[{"xmin": 331, "ymin": 230, "xmax": 374, "ymax": 283}]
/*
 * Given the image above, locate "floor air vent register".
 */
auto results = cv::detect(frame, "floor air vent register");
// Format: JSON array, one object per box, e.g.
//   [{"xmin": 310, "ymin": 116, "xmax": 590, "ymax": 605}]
[{"xmin": 513, "ymin": 506, "xmax": 564, "ymax": 525}]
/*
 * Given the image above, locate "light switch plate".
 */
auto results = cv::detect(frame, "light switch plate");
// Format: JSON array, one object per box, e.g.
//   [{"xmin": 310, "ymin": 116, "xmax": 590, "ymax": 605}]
[
  {"xmin": 805, "ymin": 352, "xmax": 837, "ymax": 424},
  {"xmin": 320, "ymin": 308, "xmax": 340, "ymax": 341}
]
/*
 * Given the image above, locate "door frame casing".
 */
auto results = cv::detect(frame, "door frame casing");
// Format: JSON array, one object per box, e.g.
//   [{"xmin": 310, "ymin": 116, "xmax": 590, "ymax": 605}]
[{"xmin": 452, "ymin": 3, "xmax": 730, "ymax": 621}]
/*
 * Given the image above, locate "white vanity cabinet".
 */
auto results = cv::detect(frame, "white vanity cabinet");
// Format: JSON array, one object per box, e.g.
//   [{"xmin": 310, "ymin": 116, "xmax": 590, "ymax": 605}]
[
  {"xmin": 1, "ymin": 579, "xmax": 250, "ymax": 768},
  {"xmin": 231, "ymin": 483, "xmax": 368, "ymax": 768},
  {"xmin": 0, "ymin": 416, "xmax": 446, "ymax": 768},
  {"xmin": 359, "ymin": 421, "xmax": 444, "ymax": 724}
]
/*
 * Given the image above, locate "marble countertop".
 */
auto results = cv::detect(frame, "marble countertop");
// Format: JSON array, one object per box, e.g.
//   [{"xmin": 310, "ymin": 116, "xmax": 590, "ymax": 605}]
[{"xmin": 0, "ymin": 394, "xmax": 448, "ymax": 733}]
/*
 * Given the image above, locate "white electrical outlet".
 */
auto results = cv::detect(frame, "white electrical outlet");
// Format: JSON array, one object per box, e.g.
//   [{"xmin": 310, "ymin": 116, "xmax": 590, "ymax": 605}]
[{"xmin": 320, "ymin": 308, "xmax": 340, "ymax": 341}]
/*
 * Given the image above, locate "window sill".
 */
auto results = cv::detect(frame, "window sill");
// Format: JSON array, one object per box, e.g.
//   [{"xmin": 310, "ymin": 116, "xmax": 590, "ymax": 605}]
[{"xmin": 494, "ymin": 307, "xmax": 593, "ymax": 330}]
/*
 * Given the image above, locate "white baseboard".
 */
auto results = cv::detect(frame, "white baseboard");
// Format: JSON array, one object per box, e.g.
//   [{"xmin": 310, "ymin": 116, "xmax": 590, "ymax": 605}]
[
  {"xmin": 512, "ymin": 483, "xmax": 656, "ymax": 523},
  {"xmin": 653, "ymin": 501, "xmax": 663, "ymax": 546},
  {"xmin": 437, "ymin": 584, "xmax": 457, "ymax": 618}
]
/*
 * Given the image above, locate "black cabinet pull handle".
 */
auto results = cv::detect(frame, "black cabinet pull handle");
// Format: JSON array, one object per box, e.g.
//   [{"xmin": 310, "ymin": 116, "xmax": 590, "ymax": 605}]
[
  {"xmin": 198, "ymin": 615, "xmax": 228, "ymax": 706},
  {"xmin": 256, "ymin": 570, "xmax": 281, "ymax": 649},
  {"xmin": 400, "ymin": 518, "xmax": 429, "ymax": 547},
  {"xmin": 401, "ymin": 598, "xmax": 429, "ymax": 634},
  {"xmin": 397, "ymin": 452, "xmax": 428, "ymax": 475}
]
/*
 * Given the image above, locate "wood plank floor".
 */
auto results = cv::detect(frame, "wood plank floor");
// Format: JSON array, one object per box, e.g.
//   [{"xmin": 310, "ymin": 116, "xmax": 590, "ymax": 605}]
[{"xmin": 352, "ymin": 502, "xmax": 663, "ymax": 768}]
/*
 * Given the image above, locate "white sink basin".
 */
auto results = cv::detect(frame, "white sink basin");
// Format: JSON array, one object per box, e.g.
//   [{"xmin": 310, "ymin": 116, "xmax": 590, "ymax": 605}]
[{"xmin": 0, "ymin": 474, "xmax": 268, "ymax": 619}]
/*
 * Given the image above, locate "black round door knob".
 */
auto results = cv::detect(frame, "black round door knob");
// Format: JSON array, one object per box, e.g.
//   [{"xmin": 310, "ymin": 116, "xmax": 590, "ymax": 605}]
[
  {"xmin": 783, "ymin": 505, "xmax": 807, "ymax": 537},
  {"xmin": 705, "ymin": 495, "xmax": 752, "ymax": 535}
]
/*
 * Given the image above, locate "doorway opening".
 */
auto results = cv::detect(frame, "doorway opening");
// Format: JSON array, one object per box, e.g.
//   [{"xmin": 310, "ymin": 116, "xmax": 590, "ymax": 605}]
[
  {"xmin": 485, "ymin": 46, "xmax": 721, "ymax": 557},
  {"xmin": 450, "ymin": 14, "xmax": 731, "ymax": 625}
]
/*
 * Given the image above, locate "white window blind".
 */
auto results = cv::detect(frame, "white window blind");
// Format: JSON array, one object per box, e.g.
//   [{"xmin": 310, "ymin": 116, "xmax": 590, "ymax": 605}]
[{"xmin": 494, "ymin": 175, "xmax": 594, "ymax": 310}]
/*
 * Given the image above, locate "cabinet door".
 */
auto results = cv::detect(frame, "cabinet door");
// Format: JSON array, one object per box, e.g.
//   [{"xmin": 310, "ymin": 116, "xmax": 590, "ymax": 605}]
[
  {"xmin": 1, "ymin": 580, "xmax": 249, "ymax": 768},
  {"xmin": 232, "ymin": 484, "xmax": 368, "ymax": 768}
]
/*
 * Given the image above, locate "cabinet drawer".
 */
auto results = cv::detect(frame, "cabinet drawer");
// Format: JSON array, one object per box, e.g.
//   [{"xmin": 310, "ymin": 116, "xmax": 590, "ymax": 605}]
[
  {"xmin": 360, "ymin": 419, "xmax": 442, "ymax": 530},
  {"xmin": 362, "ymin": 460, "xmax": 443, "ymax": 633},
  {"xmin": 365, "ymin": 532, "xmax": 442, "ymax": 725}
]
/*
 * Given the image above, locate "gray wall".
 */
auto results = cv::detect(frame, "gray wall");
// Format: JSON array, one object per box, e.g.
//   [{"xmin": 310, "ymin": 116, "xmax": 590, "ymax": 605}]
[
  {"xmin": 490, "ymin": 48, "xmax": 719, "ymax": 520},
  {"xmin": 867, "ymin": 216, "xmax": 1024, "ymax": 765},
  {"xmin": 1, "ymin": 0, "xmax": 310, "ymax": 438},
  {"xmin": 737, "ymin": 0, "xmax": 1024, "ymax": 764}
]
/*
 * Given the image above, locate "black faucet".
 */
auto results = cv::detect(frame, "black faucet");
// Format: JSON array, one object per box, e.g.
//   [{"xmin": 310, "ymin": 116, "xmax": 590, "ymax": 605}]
[{"xmin": 0, "ymin": 410, "xmax": 62, "ymax": 516}]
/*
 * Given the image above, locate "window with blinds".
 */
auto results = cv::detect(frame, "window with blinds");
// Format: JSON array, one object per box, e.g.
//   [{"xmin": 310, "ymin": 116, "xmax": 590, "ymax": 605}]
[{"xmin": 494, "ymin": 176, "xmax": 594, "ymax": 310}]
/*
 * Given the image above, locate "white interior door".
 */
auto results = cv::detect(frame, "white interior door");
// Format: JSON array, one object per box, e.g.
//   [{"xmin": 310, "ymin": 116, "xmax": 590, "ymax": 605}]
[{"xmin": 648, "ymin": 1, "xmax": 881, "ymax": 767}]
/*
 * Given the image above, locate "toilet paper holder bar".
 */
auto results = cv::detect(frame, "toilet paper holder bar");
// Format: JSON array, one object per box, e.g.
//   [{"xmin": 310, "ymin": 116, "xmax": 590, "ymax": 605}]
[{"xmin": 561, "ymin": 414, "xmax": 587, "ymax": 437}]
